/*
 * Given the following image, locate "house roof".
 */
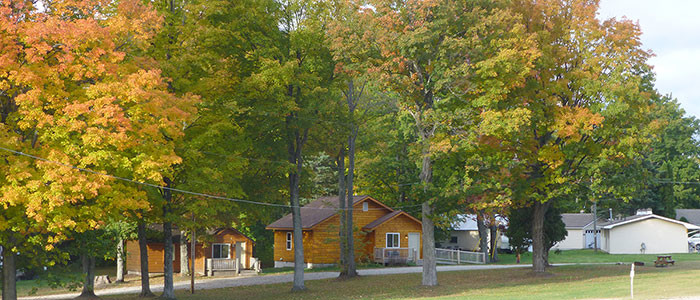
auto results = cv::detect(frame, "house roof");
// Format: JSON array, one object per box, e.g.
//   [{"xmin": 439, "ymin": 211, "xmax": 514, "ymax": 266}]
[
  {"xmin": 141, "ymin": 225, "xmax": 253, "ymax": 243},
  {"xmin": 600, "ymin": 214, "xmax": 700, "ymax": 230},
  {"xmin": 561, "ymin": 213, "xmax": 596, "ymax": 229},
  {"xmin": 362, "ymin": 210, "xmax": 421, "ymax": 231},
  {"xmin": 266, "ymin": 195, "xmax": 389, "ymax": 230},
  {"xmin": 676, "ymin": 209, "xmax": 700, "ymax": 226},
  {"xmin": 207, "ymin": 228, "xmax": 255, "ymax": 244}
]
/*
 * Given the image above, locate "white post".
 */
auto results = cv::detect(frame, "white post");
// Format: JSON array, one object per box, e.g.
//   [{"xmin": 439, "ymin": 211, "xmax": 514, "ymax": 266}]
[{"xmin": 630, "ymin": 264, "xmax": 635, "ymax": 299}]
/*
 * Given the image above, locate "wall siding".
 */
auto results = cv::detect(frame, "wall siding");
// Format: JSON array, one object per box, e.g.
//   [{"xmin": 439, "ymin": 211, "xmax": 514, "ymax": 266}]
[
  {"xmin": 553, "ymin": 229, "xmax": 584, "ymax": 250},
  {"xmin": 607, "ymin": 218, "xmax": 688, "ymax": 254},
  {"xmin": 373, "ymin": 214, "xmax": 423, "ymax": 259},
  {"xmin": 125, "ymin": 240, "xmax": 181, "ymax": 273}
]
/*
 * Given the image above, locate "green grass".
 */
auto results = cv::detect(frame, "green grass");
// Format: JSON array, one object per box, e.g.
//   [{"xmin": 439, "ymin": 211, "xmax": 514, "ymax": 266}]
[
  {"xmin": 105, "ymin": 261, "xmax": 700, "ymax": 300},
  {"xmin": 17, "ymin": 250, "xmax": 700, "ymax": 299},
  {"xmin": 494, "ymin": 249, "xmax": 700, "ymax": 265},
  {"xmin": 261, "ymin": 262, "xmax": 388, "ymax": 275}
]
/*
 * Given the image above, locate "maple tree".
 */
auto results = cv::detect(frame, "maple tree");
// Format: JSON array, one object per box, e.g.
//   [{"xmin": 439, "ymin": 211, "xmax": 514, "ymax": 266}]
[
  {"xmin": 0, "ymin": 1, "xmax": 194, "ymax": 298},
  {"xmin": 498, "ymin": 0, "xmax": 654, "ymax": 273},
  {"xmin": 357, "ymin": 0, "xmax": 538, "ymax": 285}
]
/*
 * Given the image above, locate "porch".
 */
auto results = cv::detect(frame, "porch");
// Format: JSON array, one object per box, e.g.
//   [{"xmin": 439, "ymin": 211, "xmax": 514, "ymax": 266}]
[
  {"xmin": 373, "ymin": 247, "xmax": 418, "ymax": 265},
  {"xmin": 205, "ymin": 257, "xmax": 262, "ymax": 276}
]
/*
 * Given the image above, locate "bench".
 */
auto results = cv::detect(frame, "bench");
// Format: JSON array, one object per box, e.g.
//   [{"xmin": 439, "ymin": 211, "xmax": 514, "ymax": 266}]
[{"xmin": 654, "ymin": 255, "xmax": 674, "ymax": 267}]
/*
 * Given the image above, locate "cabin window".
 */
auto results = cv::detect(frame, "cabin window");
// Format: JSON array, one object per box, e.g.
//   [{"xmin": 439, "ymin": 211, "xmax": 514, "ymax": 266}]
[
  {"xmin": 212, "ymin": 243, "xmax": 230, "ymax": 259},
  {"xmin": 386, "ymin": 233, "xmax": 400, "ymax": 248},
  {"xmin": 363, "ymin": 202, "xmax": 368, "ymax": 211},
  {"xmin": 286, "ymin": 232, "xmax": 293, "ymax": 250},
  {"xmin": 450, "ymin": 236, "xmax": 458, "ymax": 243}
]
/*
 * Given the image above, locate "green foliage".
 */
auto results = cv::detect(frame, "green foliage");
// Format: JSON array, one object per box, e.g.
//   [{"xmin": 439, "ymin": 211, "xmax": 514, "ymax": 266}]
[{"xmin": 506, "ymin": 206, "xmax": 567, "ymax": 253}]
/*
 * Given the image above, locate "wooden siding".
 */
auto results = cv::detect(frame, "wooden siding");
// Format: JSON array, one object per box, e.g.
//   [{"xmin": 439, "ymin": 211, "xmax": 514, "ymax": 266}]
[
  {"xmin": 126, "ymin": 229, "xmax": 254, "ymax": 273},
  {"xmin": 125, "ymin": 240, "xmax": 181, "ymax": 273},
  {"xmin": 201, "ymin": 229, "xmax": 255, "ymax": 269},
  {"xmin": 272, "ymin": 199, "xmax": 400, "ymax": 264},
  {"xmin": 273, "ymin": 230, "xmax": 314, "ymax": 263},
  {"xmin": 373, "ymin": 214, "xmax": 423, "ymax": 258}
]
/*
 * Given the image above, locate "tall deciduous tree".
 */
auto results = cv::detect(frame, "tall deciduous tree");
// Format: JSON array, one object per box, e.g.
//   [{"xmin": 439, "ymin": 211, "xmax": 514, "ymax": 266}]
[
  {"xmin": 359, "ymin": 0, "xmax": 538, "ymax": 285},
  {"xmin": 504, "ymin": 0, "xmax": 653, "ymax": 273}
]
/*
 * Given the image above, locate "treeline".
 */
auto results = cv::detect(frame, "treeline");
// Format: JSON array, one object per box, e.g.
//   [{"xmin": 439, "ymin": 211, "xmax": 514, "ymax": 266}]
[{"xmin": 1, "ymin": 0, "xmax": 699, "ymax": 299}]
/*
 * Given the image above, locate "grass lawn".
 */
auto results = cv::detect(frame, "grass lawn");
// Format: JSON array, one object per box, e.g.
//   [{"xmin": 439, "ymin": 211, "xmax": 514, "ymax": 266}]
[
  {"xmin": 15, "ymin": 250, "xmax": 700, "ymax": 298},
  {"xmin": 495, "ymin": 249, "xmax": 700, "ymax": 265},
  {"xmin": 106, "ymin": 261, "xmax": 700, "ymax": 300}
]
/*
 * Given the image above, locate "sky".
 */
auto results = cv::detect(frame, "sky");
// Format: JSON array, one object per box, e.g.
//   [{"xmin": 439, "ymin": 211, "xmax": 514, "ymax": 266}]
[{"xmin": 598, "ymin": 0, "xmax": 700, "ymax": 119}]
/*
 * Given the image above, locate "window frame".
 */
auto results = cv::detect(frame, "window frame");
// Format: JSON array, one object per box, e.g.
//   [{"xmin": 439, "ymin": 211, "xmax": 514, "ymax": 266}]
[
  {"xmin": 386, "ymin": 232, "xmax": 400, "ymax": 248},
  {"xmin": 212, "ymin": 243, "xmax": 231, "ymax": 259},
  {"xmin": 362, "ymin": 202, "xmax": 368, "ymax": 212},
  {"xmin": 286, "ymin": 232, "xmax": 293, "ymax": 250}
]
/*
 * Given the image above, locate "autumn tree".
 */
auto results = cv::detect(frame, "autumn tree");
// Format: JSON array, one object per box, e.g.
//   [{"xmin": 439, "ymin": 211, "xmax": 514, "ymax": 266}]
[
  {"xmin": 0, "ymin": 1, "xmax": 193, "ymax": 299},
  {"xmin": 503, "ymin": 0, "xmax": 654, "ymax": 273},
  {"xmin": 360, "ymin": 0, "xmax": 538, "ymax": 285}
]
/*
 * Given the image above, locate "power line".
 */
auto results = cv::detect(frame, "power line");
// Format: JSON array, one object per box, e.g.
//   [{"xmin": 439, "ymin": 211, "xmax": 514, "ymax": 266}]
[{"xmin": 0, "ymin": 146, "xmax": 423, "ymax": 211}]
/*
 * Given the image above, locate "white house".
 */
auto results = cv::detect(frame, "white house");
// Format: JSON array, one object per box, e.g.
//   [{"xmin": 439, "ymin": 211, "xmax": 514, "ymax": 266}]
[
  {"xmin": 554, "ymin": 213, "xmax": 601, "ymax": 250},
  {"xmin": 599, "ymin": 209, "xmax": 700, "ymax": 254},
  {"xmin": 440, "ymin": 214, "xmax": 507, "ymax": 252}
]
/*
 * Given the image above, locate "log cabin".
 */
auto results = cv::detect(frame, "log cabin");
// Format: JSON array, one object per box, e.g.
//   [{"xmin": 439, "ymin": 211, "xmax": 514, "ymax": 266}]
[
  {"xmin": 266, "ymin": 195, "xmax": 422, "ymax": 268},
  {"xmin": 125, "ymin": 227, "xmax": 257, "ymax": 276}
]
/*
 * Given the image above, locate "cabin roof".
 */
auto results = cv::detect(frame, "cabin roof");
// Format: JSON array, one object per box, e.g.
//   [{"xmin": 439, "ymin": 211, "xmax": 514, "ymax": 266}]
[{"xmin": 266, "ymin": 195, "xmax": 390, "ymax": 230}]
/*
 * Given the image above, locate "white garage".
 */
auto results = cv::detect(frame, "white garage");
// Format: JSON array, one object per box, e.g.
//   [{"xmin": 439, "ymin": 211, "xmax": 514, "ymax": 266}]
[
  {"xmin": 600, "ymin": 211, "xmax": 700, "ymax": 254},
  {"xmin": 554, "ymin": 213, "xmax": 600, "ymax": 250}
]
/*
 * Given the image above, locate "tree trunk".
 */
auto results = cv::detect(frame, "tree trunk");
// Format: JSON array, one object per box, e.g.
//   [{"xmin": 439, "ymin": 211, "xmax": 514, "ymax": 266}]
[
  {"xmin": 532, "ymin": 201, "xmax": 550, "ymax": 273},
  {"xmin": 489, "ymin": 225, "xmax": 499, "ymax": 262},
  {"xmin": 287, "ymin": 128, "xmax": 308, "ymax": 291},
  {"xmin": 337, "ymin": 146, "xmax": 348, "ymax": 277},
  {"xmin": 421, "ymin": 201, "xmax": 437, "ymax": 286},
  {"xmin": 476, "ymin": 212, "xmax": 489, "ymax": 257},
  {"xmin": 290, "ymin": 162, "xmax": 305, "ymax": 291},
  {"xmin": 2, "ymin": 244, "xmax": 17, "ymax": 300},
  {"xmin": 416, "ymin": 116, "xmax": 437, "ymax": 286},
  {"xmin": 137, "ymin": 222, "xmax": 154, "ymax": 297},
  {"xmin": 162, "ymin": 220, "xmax": 175, "ymax": 299},
  {"xmin": 180, "ymin": 230, "xmax": 189, "ymax": 276},
  {"xmin": 161, "ymin": 177, "xmax": 175, "ymax": 299},
  {"xmin": 116, "ymin": 238, "xmax": 125, "ymax": 282},
  {"xmin": 79, "ymin": 254, "xmax": 97, "ymax": 298},
  {"xmin": 345, "ymin": 127, "xmax": 358, "ymax": 278}
]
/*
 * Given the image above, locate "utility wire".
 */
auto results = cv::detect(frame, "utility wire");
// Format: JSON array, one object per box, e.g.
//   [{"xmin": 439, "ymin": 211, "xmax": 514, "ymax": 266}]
[{"xmin": 0, "ymin": 146, "xmax": 423, "ymax": 211}]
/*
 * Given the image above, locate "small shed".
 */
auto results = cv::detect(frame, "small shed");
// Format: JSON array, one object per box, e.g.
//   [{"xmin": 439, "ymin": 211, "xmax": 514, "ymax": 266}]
[
  {"xmin": 126, "ymin": 227, "xmax": 255, "ymax": 275},
  {"xmin": 599, "ymin": 211, "xmax": 700, "ymax": 254},
  {"xmin": 554, "ymin": 213, "xmax": 600, "ymax": 250}
]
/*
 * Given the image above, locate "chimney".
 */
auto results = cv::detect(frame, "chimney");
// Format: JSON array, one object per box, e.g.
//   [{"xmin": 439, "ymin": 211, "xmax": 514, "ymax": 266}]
[{"xmin": 636, "ymin": 208, "xmax": 653, "ymax": 216}]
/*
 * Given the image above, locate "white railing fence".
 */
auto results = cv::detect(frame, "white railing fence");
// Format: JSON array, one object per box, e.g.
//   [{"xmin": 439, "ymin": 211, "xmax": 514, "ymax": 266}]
[
  {"xmin": 373, "ymin": 247, "xmax": 417, "ymax": 265},
  {"xmin": 435, "ymin": 248, "xmax": 486, "ymax": 264}
]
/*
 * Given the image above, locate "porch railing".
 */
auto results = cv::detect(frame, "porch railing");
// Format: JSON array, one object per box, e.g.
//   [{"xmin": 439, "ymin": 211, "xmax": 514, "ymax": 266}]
[
  {"xmin": 435, "ymin": 248, "xmax": 485, "ymax": 264},
  {"xmin": 373, "ymin": 247, "xmax": 417, "ymax": 265}
]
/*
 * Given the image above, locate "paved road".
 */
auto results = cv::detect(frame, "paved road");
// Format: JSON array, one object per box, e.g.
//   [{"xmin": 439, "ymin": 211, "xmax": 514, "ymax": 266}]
[{"xmin": 20, "ymin": 264, "xmax": 533, "ymax": 300}]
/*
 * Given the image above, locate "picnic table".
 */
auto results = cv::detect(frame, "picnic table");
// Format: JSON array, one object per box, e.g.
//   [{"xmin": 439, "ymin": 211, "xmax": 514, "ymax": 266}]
[{"xmin": 654, "ymin": 255, "xmax": 675, "ymax": 267}]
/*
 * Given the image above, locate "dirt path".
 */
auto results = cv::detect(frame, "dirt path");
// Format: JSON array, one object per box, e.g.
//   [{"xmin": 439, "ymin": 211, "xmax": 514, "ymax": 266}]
[{"xmin": 19, "ymin": 264, "xmax": 538, "ymax": 300}]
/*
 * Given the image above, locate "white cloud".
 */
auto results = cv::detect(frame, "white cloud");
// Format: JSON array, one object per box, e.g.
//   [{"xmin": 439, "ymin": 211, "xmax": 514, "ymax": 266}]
[{"xmin": 599, "ymin": 0, "xmax": 700, "ymax": 119}]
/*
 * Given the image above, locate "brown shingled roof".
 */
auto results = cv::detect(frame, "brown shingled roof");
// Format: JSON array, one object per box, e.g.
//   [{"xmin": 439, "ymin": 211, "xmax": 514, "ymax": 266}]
[
  {"xmin": 560, "ymin": 213, "xmax": 596, "ymax": 229},
  {"xmin": 266, "ymin": 195, "xmax": 382, "ymax": 230},
  {"xmin": 363, "ymin": 210, "xmax": 421, "ymax": 231}
]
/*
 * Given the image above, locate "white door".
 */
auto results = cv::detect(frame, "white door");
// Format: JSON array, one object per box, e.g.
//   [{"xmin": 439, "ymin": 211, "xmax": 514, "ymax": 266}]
[{"xmin": 408, "ymin": 233, "xmax": 420, "ymax": 261}]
